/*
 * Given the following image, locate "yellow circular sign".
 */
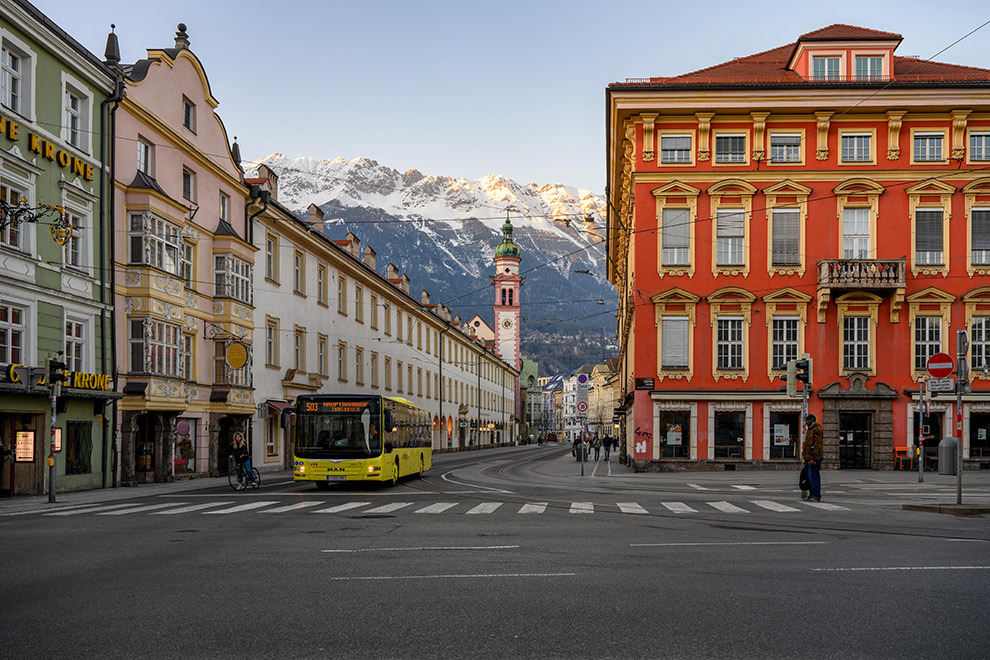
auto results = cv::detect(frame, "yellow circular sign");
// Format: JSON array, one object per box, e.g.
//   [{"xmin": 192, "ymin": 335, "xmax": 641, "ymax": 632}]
[{"xmin": 225, "ymin": 342, "xmax": 249, "ymax": 370}]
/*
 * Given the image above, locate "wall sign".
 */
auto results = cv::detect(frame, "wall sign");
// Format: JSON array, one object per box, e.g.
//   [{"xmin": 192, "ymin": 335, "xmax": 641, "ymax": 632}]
[{"xmin": 15, "ymin": 431, "xmax": 34, "ymax": 462}]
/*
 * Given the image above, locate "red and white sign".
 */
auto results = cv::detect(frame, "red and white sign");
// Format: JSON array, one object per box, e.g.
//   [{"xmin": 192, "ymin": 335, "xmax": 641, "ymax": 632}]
[
  {"xmin": 576, "ymin": 401, "xmax": 588, "ymax": 413},
  {"xmin": 926, "ymin": 353, "xmax": 954, "ymax": 378}
]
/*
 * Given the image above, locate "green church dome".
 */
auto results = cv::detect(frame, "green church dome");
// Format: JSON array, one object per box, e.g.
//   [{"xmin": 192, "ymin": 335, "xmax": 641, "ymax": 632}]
[{"xmin": 494, "ymin": 218, "xmax": 520, "ymax": 259}]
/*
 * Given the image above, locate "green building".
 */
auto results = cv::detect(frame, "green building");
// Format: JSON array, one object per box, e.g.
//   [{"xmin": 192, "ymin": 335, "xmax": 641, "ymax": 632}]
[{"xmin": 0, "ymin": 0, "xmax": 118, "ymax": 495}]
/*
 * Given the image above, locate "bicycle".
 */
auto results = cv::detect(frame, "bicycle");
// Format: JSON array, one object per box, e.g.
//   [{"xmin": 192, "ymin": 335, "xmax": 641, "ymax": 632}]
[{"xmin": 227, "ymin": 457, "xmax": 260, "ymax": 491}]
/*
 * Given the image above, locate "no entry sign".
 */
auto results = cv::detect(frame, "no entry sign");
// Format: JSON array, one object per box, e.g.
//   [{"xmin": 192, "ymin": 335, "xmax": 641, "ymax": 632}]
[{"xmin": 927, "ymin": 353, "xmax": 954, "ymax": 378}]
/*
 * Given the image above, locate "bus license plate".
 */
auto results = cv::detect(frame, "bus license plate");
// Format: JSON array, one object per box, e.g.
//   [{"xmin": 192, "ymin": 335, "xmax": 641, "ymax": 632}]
[{"xmin": 326, "ymin": 475, "xmax": 346, "ymax": 481}]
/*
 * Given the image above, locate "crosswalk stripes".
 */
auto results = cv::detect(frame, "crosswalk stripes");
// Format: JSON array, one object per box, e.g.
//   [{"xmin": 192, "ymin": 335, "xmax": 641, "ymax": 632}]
[
  {"xmin": 97, "ymin": 502, "xmax": 190, "ymax": 515},
  {"xmin": 466, "ymin": 502, "xmax": 502, "ymax": 514},
  {"xmin": 313, "ymin": 501, "xmax": 370, "ymax": 514},
  {"xmin": 415, "ymin": 502, "xmax": 458, "ymax": 514},
  {"xmin": 662, "ymin": 502, "xmax": 697, "ymax": 514},
  {"xmin": 752, "ymin": 500, "xmax": 801, "ymax": 513},
  {"xmin": 19, "ymin": 498, "xmax": 855, "ymax": 518},
  {"xmin": 260, "ymin": 501, "xmax": 326, "ymax": 514},
  {"xmin": 203, "ymin": 501, "xmax": 280, "ymax": 515},
  {"xmin": 44, "ymin": 503, "xmax": 147, "ymax": 516},
  {"xmin": 707, "ymin": 501, "xmax": 749, "ymax": 514},
  {"xmin": 152, "ymin": 502, "xmax": 233, "ymax": 515}
]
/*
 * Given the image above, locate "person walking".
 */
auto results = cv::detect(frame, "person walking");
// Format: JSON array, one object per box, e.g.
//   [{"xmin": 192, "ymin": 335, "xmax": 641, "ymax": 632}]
[
  {"xmin": 801, "ymin": 414, "xmax": 824, "ymax": 502},
  {"xmin": 592, "ymin": 437, "xmax": 602, "ymax": 461},
  {"xmin": 603, "ymin": 436, "xmax": 612, "ymax": 461}
]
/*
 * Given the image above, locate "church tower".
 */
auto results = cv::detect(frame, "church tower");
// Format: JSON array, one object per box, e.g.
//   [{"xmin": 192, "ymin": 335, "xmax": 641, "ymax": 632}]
[{"xmin": 493, "ymin": 216, "xmax": 522, "ymax": 370}]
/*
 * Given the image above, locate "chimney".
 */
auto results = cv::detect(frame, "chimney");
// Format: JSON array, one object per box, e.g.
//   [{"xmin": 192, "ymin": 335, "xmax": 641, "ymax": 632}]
[
  {"xmin": 363, "ymin": 245, "xmax": 376, "ymax": 270},
  {"xmin": 436, "ymin": 303, "xmax": 451, "ymax": 322},
  {"xmin": 257, "ymin": 164, "xmax": 279, "ymax": 201},
  {"xmin": 453, "ymin": 315, "xmax": 461, "ymax": 326},
  {"xmin": 386, "ymin": 263, "xmax": 399, "ymax": 279},
  {"xmin": 399, "ymin": 274, "xmax": 410, "ymax": 294},
  {"xmin": 307, "ymin": 203, "xmax": 324, "ymax": 227},
  {"xmin": 421, "ymin": 290, "xmax": 431, "ymax": 306},
  {"xmin": 345, "ymin": 232, "xmax": 360, "ymax": 259},
  {"xmin": 174, "ymin": 23, "xmax": 190, "ymax": 50}
]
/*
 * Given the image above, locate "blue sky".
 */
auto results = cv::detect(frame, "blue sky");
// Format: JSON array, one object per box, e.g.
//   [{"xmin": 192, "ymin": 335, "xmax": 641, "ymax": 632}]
[{"xmin": 33, "ymin": 0, "xmax": 990, "ymax": 193}]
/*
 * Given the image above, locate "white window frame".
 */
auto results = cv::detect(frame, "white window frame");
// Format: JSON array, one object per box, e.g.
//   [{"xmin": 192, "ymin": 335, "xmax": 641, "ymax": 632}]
[
  {"xmin": 715, "ymin": 209, "xmax": 745, "ymax": 266},
  {"xmin": 971, "ymin": 208, "xmax": 990, "ymax": 266},
  {"xmin": 843, "ymin": 316, "xmax": 871, "ymax": 371},
  {"xmin": 915, "ymin": 208, "xmax": 944, "ymax": 266},
  {"xmin": 660, "ymin": 316, "xmax": 689, "ymax": 370},
  {"xmin": 714, "ymin": 133, "xmax": 746, "ymax": 164},
  {"xmin": 970, "ymin": 132, "xmax": 990, "ymax": 162},
  {"xmin": 60, "ymin": 72, "xmax": 91, "ymax": 153},
  {"xmin": 213, "ymin": 253, "xmax": 253, "ymax": 304},
  {"xmin": 62, "ymin": 209, "xmax": 86, "ymax": 270},
  {"xmin": 914, "ymin": 316, "xmax": 942, "ymax": 372},
  {"xmin": 972, "ymin": 316, "xmax": 990, "ymax": 371},
  {"xmin": 659, "ymin": 134, "xmax": 692, "ymax": 164},
  {"xmin": 0, "ymin": 31, "xmax": 35, "ymax": 120},
  {"xmin": 914, "ymin": 132, "xmax": 944, "ymax": 162},
  {"xmin": 771, "ymin": 317, "xmax": 799, "ymax": 370},
  {"xmin": 137, "ymin": 138, "xmax": 153, "ymax": 175},
  {"xmin": 181, "ymin": 96, "xmax": 196, "ymax": 132},
  {"xmin": 854, "ymin": 55, "xmax": 883, "ymax": 81},
  {"xmin": 840, "ymin": 133, "xmax": 872, "ymax": 163},
  {"xmin": 716, "ymin": 317, "xmax": 744, "ymax": 371},
  {"xmin": 0, "ymin": 299, "xmax": 27, "ymax": 365},
  {"xmin": 128, "ymin": 213, "xmax": 181, "ymax": 274},
  {"xmin": 1, "ymin": 179, "xmax": 29, "ymax": 251},
  {"xmin": 811, "ymin": 55, "xmax": 841, "ymax": 81},
  {"xmin": 769, "ymin": 133, "xmax": 801, "ymax": 163},
  {"xmin": 182, "ymin": 168, "xmax": 196, "ymax": 202},
  {"xmin": 771, "ymin": 208, "xmax": 800, "ymax": 266},
  {"xmin": 842, "ymin": 207, "xmax": 871, "ymax": 259}
]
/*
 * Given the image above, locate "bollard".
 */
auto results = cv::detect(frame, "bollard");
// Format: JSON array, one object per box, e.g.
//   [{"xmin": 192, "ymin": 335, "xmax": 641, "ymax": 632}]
[
  {"xmin": 579, "ymin": 442, "xmax": 586, "ymax": 476},
  {"xmin": 938, "ymin": 437, "xmax": 959, "ymax": 476}
]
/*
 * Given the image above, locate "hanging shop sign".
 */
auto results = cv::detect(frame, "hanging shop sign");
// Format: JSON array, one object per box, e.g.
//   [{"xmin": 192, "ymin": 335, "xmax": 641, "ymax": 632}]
[
  {"xmin": 1, "ymin": 364, "xmax": 112, "ymax": 390},
  {"xmin": 225, "ymin": 342, "xmax": 249, "ymax": 370},
  {"xmin": 1, "ymin": 115, "xmax": 95, "ymax": 181}
]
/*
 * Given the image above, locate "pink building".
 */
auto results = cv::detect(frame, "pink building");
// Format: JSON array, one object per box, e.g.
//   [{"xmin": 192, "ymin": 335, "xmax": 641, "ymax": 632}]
[{"xmin": 111, "ymin": 25, "xmax": 255, "ymax": 484}]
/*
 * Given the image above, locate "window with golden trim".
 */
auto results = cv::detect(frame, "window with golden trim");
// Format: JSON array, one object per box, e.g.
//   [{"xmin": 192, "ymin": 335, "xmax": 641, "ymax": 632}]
[
  {"xmin": 907, "ymin": 287, "xmax": 955, "ymax": 381},
  {"xmin": 910, "ymin": 128, "xmax": 949, "ymax": 165},
  {"xmin": 836, "ymin": 292, "xmax": 881, "ymax": 376},
  {"xmin": 652, "ymin": 288, "xmax": 700, "ymax": 382},
  {"xmin": 708, "ymin": 287, "xmax": 755, "ymax": 382},
  {"xmin": 767, "ymin": 131, "xmax": 805, "ymax": 165},
  {"xmin": 653, "ymin": 182, "xmax": 699, "ymax": 277},
  {"xmin": 839, "ymin": 130, "xmax": 876, "ymax": 165},
  {"xmin": 907, "ymin": 179, "xmax": 954, "ymax": 276},
  {"xmin": 713, "ymin": 131, "xmax": 749, "ymax": 165},
  {"xmin": 709, "ymin": 179, "xmax": 756, "ymax": 277},
  {"xmin": 763, "ymin": 287, "xmax": 812, "ymax": 380}
]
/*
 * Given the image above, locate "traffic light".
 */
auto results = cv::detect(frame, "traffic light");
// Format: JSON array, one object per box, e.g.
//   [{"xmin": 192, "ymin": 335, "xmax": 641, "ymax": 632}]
[
  {"xmin": 785, "ymin": 359, "xmax": 798, "ymax": 397},
  {"xmin": 784, "ymin": 355, "xmax": 813, "ymax": 397},
  {"xmin": 48, "ymin": 355, "xmax": 67, "ymax": 386}
]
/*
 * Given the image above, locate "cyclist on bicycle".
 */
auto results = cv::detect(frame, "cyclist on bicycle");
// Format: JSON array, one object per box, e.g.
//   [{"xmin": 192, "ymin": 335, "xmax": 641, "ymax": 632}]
[{"xmin": 229, "ymin": 432, "xmax": 257, "ymax": 490}]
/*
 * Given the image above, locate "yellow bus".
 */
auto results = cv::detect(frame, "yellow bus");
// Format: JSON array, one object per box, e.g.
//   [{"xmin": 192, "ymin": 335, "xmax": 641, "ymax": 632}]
[{"xmin": 292, "ymin": 394, "xmax": 432, "ymax": 488}]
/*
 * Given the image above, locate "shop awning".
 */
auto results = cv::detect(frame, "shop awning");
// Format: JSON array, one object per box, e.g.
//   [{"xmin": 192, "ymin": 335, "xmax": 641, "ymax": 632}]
[{"xmin": 266, "ymin": 400, "xmax": 293, "ymax": 413}]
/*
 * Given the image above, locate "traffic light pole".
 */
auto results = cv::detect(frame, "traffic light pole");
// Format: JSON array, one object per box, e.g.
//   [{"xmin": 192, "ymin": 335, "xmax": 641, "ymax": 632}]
[
  {"xmin": 956, "ymin": 330, "xmax": 968, "ymax": 505},
  {"xmin": 48, "ymin": 380, "xmax": 58, "ymax": 503},
  {"xmin": 918, "ymin": 380, "xmax": 925, "ymax": 483}
]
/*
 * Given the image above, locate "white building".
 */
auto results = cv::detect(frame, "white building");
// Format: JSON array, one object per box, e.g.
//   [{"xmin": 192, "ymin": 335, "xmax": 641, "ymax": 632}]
[{"xmin": 247, "ymin": 166, "xmax": 519, "ymax": 470}]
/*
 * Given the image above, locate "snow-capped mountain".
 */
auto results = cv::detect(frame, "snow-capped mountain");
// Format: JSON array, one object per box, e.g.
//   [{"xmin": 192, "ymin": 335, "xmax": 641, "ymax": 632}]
[{"xmin": 244, "ymin": 154, "xmax": 616, "ymax": 346}]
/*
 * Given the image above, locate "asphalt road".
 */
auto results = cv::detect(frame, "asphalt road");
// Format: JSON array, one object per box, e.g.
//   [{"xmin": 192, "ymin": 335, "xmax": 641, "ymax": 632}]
[{"xmin": 2, "ymin": 445, "xmax": 989, "ymax": 659}]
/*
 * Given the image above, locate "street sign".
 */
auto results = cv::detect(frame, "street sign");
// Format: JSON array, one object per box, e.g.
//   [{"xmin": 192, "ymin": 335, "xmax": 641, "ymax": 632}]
[
  {"xmin": 576, "ymin": 401, "xmax": 588, "ymax": 413},
  {"xmin": 927, "ymin": 353, "xmax": 954, "ymax": 378},
  {"xmin": 927, "ymin": 377, "xmax": 955, "ymax": 393},
  {"xmin": 577, "ymin": 374, "xmax": 588, "ymax": 385}
]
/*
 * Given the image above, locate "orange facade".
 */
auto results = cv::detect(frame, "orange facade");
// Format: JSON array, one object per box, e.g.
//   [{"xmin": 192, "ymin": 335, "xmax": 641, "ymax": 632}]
[{"xmin": 606, "ymin": 25, "xmax": 990, "ymax": 470}]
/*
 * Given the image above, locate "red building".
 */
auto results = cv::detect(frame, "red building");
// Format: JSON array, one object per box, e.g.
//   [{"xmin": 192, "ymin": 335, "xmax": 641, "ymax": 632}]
[{"xmin": 606, "ymin": 25, "xmax": 990, "ymax": 470}]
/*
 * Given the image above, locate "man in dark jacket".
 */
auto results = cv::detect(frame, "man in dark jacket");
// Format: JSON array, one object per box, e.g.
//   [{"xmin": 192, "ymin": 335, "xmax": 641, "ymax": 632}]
[{"xmin": 801, "ymin": 414, "xmax": 824, "ymax": 502}]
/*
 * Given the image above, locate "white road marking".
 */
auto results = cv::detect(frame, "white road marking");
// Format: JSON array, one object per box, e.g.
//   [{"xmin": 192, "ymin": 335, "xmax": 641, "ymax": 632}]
[
  {"xmin": 414, "ymin": 502, "xmax": 458, "ymax": 514},
  {"xmin": 466, "ymin": 502, "xmax": 503, "ymax": 515},
  {"xmin": 803, "ymin": 501, "xmax": 849, "ymax": 511},
  {"xmin": 662, "ymin": 502, "xmax": 697, "ymax": 514},
  {"xmin": 260, "ymin": 501, "xmax": 325, "ymax": 514},
  {"xmin": 311, "ymin": 501, "xmax": 371, "ymax": 514},
  {"xmin": 617, "ymin": 502, "xmax": 648, "ymax": 514},
  {"xmin": 813, "ymin": 566, "xmax": 990, "ymax": 572},
  {"xmin": 44, "ymin": 503, "xmax": 145, "ymax": 516},
  {"xmin": 363, "ymin": 502, "xmax": 413, "ymax": 514},
  {"xmin": 96, "ymin": 502, "xmax": 189, "ymax": 515},
  {"xmin": 752, "ymin": 500, "xmax": 800, "ymax": 512},
  {"xmin": 633, "ymin": 541, "xmax": 827, "ymax": 547},
  {"xmin": 687, "ymin": 484, "xmax": 710, "ymax": 490},
  {"xmin": 945, "ymin": 539, "xmax": 988, "ymax": 543},
  {"xmin": 326, "ymin": 573, "xmax": 576, "ymax": 581},
  {"xmin": 570, "ymin": 502, "xmax": 594, "ymax": 514},
  {"xmin": 518, "ymin": 502, "xmax": 547, "ymax": 514},
  {"xmin": 731, "ymin": 485, "xmax": 757, "ymax": 490},
  {"xmin": 322, "ymin": 545, "xmax": 520, "ymax": 553},
  {"xmin": 439, "ymin": 470, "xmax": 511, "ymax": 493},
  {"xmin": 1, "ymin": 503, "xmax": 104, "ymax": 517},
  {"xmin": 152, "ymin": 502, "xmax": 233, "ymax": 515},
  {"xmin": 707, "ymin": 501, "xmax": 749, "ymax": 514},
  {"xmin": 203, "ymin": 501, "xmax": 280, "ymax": 515}
]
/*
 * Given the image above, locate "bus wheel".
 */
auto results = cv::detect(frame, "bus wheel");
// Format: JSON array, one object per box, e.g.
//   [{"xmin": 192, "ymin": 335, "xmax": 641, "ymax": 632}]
[
  {"xmin": 314, "ymin": 481, "xmax": 330, "ymax": 491},
  {"xmin": 418, "ymin": 457, "xmax": 425, "ymax": 478},
  {"xmin": 390, "ymin": 461, "xmax": 399, "ymax": 486}
]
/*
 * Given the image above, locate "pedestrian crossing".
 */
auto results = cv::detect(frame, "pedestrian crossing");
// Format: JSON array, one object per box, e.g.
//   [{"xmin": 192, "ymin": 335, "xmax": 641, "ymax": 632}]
[{"xmin": 9, "ymin": 498, "xmax": 850, "ymax": 519}]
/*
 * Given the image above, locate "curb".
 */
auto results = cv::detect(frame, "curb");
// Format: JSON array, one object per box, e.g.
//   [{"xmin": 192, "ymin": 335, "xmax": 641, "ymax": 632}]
[{"xmin": 902, "ymin": 504, "xmax": 990, "ymax": 515}]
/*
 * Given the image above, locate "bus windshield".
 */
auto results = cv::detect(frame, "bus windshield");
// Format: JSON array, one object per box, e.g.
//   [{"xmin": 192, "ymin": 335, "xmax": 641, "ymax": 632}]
[{"xmin": 295, "ymin": 397, "xmax": 382, "ymax": 459}]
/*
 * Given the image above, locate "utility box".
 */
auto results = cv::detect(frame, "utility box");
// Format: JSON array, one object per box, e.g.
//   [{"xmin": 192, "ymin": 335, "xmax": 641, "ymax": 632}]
[{"xmin": 938, "ymin": 437, "xmax": 959, "ymax": 475}]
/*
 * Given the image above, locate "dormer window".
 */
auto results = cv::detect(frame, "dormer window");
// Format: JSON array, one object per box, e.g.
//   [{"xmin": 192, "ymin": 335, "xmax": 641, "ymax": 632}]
[
  {"xmin": 855, "ymin": 56, "xmax": 884, "ymax": 81},
  {"xmin": 811, "ymin": 56, "xmax": 840, "ymax": 81}
]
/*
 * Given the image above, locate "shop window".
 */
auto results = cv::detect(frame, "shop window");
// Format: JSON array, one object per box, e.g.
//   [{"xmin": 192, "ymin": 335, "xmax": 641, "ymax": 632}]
[
  {"xmin": 659, "ymin": 411, "xmax": 690, "ymax": 458},
  {"xmin": 769, "ymin": 411, "xmax": 799, "ymax": 459},
  {"xmin": 970, "ymin": 413, "xmax": 990, "ymax": 458},
  {"xmin": 714, "ymin": 411, "xmax": 745, "ymax": 458}
]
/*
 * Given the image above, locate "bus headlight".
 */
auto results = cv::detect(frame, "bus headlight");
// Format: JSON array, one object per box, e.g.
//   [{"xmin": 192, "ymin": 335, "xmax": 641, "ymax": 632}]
[
  {"xmin": 297, "ymin": 466, "xmax": 305, "ymax": 474},
  {"xmin": 367, "ymin": 465, "xmax": 380, "ymax": 473}
]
